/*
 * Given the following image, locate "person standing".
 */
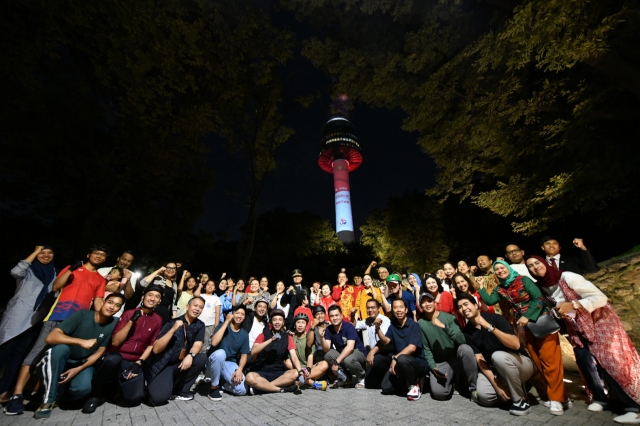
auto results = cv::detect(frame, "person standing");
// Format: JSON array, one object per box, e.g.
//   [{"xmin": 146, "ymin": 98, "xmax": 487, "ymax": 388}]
[
  {"xmin": 98, "ymin": 251, "xmax": 135, "ymax": 317},
  {"xmin": 539, "ymin": 236, "xmax": 598, "ymax": 275},
  {"xmin": 0, "ymin": 246, "xmax": 56, "ymax": 402},
  {"xmin": 139, "ymin": 263, "xmax": 179, "ymax": 324},
  {"xmin": 285, "ymin": 269, "xmax": 307, "ymax": 330},
  {"xmin": 381, "ymin": 274, "xmax": 417, "ymax": 321},
  {"xmin": 354, "ymin": 275, "xmax": 383, "ymax": 322}
]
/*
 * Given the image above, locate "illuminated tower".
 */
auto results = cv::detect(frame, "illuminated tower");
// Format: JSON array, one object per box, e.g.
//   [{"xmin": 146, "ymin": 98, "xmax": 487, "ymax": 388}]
[{"xmin": 318, "ymin": 115, "xmax": 362, "ymax": 243}]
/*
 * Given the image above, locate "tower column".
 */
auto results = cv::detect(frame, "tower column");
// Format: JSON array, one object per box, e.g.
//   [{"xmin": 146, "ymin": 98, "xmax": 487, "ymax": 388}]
[{"xmin": 333, "ymin": 158, "xmax": 354, "ymax": 243}]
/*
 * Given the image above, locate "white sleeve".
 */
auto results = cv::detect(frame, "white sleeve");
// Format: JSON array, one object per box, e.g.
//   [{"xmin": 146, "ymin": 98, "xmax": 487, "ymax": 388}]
[
  {"xmin": 380, "ymin": 316, "xmax": 391, "ymax": 335},
  {"xmin": 563, "ymin": 272, "xmax": 607, "ymax": 313},
  {"xmin": 355, "ymin": 320, "xmax": 367, "ymax": 331}
]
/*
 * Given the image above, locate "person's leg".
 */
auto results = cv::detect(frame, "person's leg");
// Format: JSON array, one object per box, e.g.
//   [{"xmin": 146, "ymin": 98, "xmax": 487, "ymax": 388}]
[
  {"xmin": 394, "ymin": 355, "xmax": 425, "ymax": 389},
  {"xmin": 573, "ymin": 345, "xmax": 608, "ymax": 403},
  {"xmin": 456, "ymin": 344, "xmax": 478, "ymax": 393},
  {"xmin": 175, "ymin": 354, "xmax": 206, "ymax": 394},
  {"xmin": 323, "ymin": 349, "xmax": 340, "ymax": 366},
  {"xmin": 12, "ymin": 321, "xmax": 59, "ymax": 397},
  {"xmin": 0, "ymin": 325, "xmax": 41, "ymax": 395},
  {"xmin": 245, "ymin": 372, "xmax": 282, "ymax": 393},
  {"xmin": 367, "ymin": 353, "xmax": 392, "ymax": 389},
  {"xmin": 269, "ymin": 370, "xmax": 298, "ymax": 388},
  {"xmin": 220, "ymin": 361, "xmax": 246, "ymax": 396},
  {"xmin": 343, "ymin": 350, "xmax": 366, "ymax": 382},
  {"xmin": 208, "ymin": 349, "xmax": 226, "ymax": 387},
  {"xmin": 601, "ymin": 366, "xmax": 640, "ymax": 411},
  {"xmin": 308, "ymin": 361, "xmax": 329, "ymax": 382},
  {"xmin": 66, "ymin": 365, "xmax": 93, "ymax": 401},
  {"xmin": 147, "ymin": 365, "xmax": 175, "ymax": 406},
  {"xmin": 37, "ymin": 345, "xmax": 71, "ymax": 405},
  {"xmin": 200, "ymin": 325, "xmax": 214, "ymax": 354},
  {"xmin": 526, "ymin": 332, "xmax": 565, "ymax": 402},
  {"xmin": 429, "ymin": 360, "xmax": 456, "ymax": 401},
  {"xmin": 475, "ymin": 372, "xmax": 498, "ymax": 406},
  {"xmin": 491, "ymin": 351, "xmax": 534, "ymax": 403},
  {"xmin": 118, "ymin": 360, "xmax": 146, "ymax": 407},
  {"xmin": 89, "ymin": 352, "xmax": 122, "ymax": 399}
]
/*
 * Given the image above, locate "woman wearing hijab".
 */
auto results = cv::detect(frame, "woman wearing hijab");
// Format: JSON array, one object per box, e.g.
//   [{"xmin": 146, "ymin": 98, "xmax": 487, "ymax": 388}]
[
  {"xmin": 477, "ymin": 260, "xmax": 566, "ymax": 416},
  {"xmin": 526, "ymin": 255, "xmax": 640, "ymax": 424},
  {"xmin": 0, "ymin": 246, "xmax": 56, "ymax": 401}
]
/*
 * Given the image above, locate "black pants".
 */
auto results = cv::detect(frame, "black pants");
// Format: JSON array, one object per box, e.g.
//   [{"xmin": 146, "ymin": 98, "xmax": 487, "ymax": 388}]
[
  {"xmin": 0, "ymin": 325, "xmax": 41, "ymax": 394},
  {"xmin": 369, "ymin": 353, "xmax": 427, "ymax": 395},
  {"xmin": 91, "ymin": 352, "xmax": 146, "ymax": 407},
  {"xmin": 147, "ymin": 354, "xmax": 206, "ymax": 406}
]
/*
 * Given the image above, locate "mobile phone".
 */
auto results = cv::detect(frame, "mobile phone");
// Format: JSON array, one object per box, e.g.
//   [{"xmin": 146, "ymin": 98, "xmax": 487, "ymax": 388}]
[
  {"xmin": 273, "ymin": 333, "xmax": 281, "ymax": 340},
  {"xmin": 59, "ymin": 374, "xmax": 67, "ymax": 381}
]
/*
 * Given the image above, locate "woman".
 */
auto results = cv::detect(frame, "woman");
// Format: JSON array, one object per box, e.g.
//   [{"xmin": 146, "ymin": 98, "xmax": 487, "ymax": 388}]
[
  {"xmin": 309, "ymin": 281, "xmax": 322, "ymax": 307},
  {"xmin": 314, "ymin": 282, "xmax": 335, "ymax": 316},
  {"xmin": 450, "ymin": 272, "xmax": 494, "ymax": 325},
  {"xmin": 140, "ymin": 262, "xmax": 179, "ymax": 324},
  {"xmin": 442, "ymin": 262, "xmax": 456, "ymax": 292},
  {"xmin": 269, "ymin": 281, "xmax": 291, "ymax": 318},
  {"xmin": 237, "ymin": 279, "xmax": 261, "ymax": 311},
  {"xmin": 526, "ymin": 255, "xmax": 640, "ymax": 423},
  {"xmin": 419, "ymin": 274, "xmax": 455, "ymax": 316},
  {"xmin": 232, "ymin": 279, "xmax": 245, "ymax": 306},
  {"xmin": 195, "ymin": 279, "xmax": 222, "ymax": 354},
  {"xmin": 215, "ymin": 278, "xmax": 226, "ymax": 297},
  {"xmin": 478, "ymin": 260, "xmax": 566, "ymax": 415},
  {"xmin": 457, "ymin": 261, "xmax": 472, "ymax": 279},
  {"xmin": 219, "ymin": 279, "xmax": 235, "ymax": 323},
  {"xmin": 259, "ymin": 276, "xmax": 270, "ymax": 301},
  {"xmin": 354, "ymin": 274, "xmax": 383, "ymax": 321},
  {"xmin": 0, "ymin": 246, "xmax": 56, "ymax": 400},
  {"xmin": 176, "ymin": 271, "xmax": 198, "ymax": 316}
]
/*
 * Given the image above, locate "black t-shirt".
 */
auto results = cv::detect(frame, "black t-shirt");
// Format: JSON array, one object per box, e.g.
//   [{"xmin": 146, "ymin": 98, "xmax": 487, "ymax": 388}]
[{"xmin": 462, "ymin": 312, "xmax": 527, "ymax": 364}]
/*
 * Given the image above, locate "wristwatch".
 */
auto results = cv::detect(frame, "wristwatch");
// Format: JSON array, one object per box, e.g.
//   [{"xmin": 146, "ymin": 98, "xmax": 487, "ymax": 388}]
[
  {"xmin": 572, "ymin": 300, "xmax": 579, "ymax": 310},
  {"xmin": 487, "ymin": 325, "xmax": 495, "ymax": 333},
  {"xmin": 391, "ymin": 355, "xmax": 397, "ymax": 361},
  {"xmin": 189, "ymin": 352, "xmax": 197, "ymax": 358}
]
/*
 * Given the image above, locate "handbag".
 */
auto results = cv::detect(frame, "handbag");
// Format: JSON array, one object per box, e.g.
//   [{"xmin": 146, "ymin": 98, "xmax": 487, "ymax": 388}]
[{"xmin": 505, "ymin": 289, "xmax": 561, "ymax": 339}]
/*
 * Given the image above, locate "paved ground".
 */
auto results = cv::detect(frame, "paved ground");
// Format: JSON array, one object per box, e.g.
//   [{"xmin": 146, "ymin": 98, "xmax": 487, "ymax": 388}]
[{"xmin": 0, "ymin": 382, "xmax": 624, "ymax": 426}]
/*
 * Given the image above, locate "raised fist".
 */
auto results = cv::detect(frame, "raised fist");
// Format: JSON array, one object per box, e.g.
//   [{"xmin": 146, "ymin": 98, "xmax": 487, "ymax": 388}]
[
  {"xmin": 70, "ymin": 260, "xmax": 83, "ymax": 271},
  {"xmin": 130, "ymin": 310, "xmax": 142, "ymax": 323}
]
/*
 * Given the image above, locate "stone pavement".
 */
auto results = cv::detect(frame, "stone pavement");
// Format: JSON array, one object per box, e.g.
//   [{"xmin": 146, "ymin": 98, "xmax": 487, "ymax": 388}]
[{"xmin": 0, "ymin": 385, "xmax": 623, "ymax": 426}]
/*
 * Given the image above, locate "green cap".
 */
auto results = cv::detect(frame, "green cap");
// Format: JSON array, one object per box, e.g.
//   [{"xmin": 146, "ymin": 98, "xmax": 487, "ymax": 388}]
[{"xmin": 386, "ymin": 273, "xmax": 401, "ymax": 284}]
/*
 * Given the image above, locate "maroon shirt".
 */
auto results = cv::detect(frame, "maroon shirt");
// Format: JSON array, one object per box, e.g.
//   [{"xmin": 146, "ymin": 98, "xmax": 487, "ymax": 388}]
[{"xmin": 108, "ymin": 308, "xmax": 162, "ymax": 361}]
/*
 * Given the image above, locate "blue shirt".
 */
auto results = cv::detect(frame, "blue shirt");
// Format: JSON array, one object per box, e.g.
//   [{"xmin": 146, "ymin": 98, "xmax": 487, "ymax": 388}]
[
  {"xmin": 324, "ymin": 321, "xmax": 366, "ymax": 354},
  {"xmin": 387, "ymin": 290, "xmax": 416, "ymax": 314},
  {"xmin": 214, "ymin": 323, "xmax": 250, "ymax": 362},
  {"xmin": 385, "ymin": 318, "xmax": 429, "ymax": 369}
]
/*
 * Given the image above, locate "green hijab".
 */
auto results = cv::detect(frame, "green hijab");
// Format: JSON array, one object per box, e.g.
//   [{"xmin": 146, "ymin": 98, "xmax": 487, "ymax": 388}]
[{"xmin": 493, "ymin": 260, "xmax": 520, "ymax": 286}]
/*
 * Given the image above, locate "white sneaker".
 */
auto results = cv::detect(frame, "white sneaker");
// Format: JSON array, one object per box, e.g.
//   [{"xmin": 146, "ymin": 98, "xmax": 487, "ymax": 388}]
[
  {"xmin": 614, "ymin": 412, "xmax": 640, "ymax": 425},
  {"xmin": 588, "ymin": 402, "xmax": 606, "ymax": 412},
  {"xmin": 549, "ymin": 401, "xmax": 563, "ymax": 416},
  {"xmin": 407, "ymin": 385, "xmax": 421, "ymax": 401},
  {"xmin": 544, "ymin": 399, "xmax": 573, "ymax": 409}
]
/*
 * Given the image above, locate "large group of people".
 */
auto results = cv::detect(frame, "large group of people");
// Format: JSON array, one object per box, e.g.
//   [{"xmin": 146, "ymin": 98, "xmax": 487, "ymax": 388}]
[{"xmin": 1, "ymin": 236, "xmax": 639, "ymax": 424}]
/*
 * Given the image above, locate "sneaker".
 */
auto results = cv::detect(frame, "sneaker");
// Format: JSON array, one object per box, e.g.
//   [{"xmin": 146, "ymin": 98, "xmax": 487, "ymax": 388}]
[
  {"xmin": 355, "ymin": 379, "xmax": 365, "ymax": 389},
  {"xmin": 614, "ymin": 412, "xmax": 640, "ymax": 424},
  {"xmin": 280, "ymin": 384, "xmax": 298, "ymax": 393},
  {"xmin": 3, "ymin": 394, "xmax": 24, "ymax": 416},
  {"xmin": 312, "ymin": 381, "xmax": 328, "ymax": 391},
  {"xmin": 470, "ymin": 390, "xmax": 480, "ymax": 404},
  {"xmin": 548, "ymin": 400, "xmax": 563, "ymax": 416},
  {"xmin": 196, "ymin": 373, "xmax": 206, "ymax": 384},
  {"xmin": 174, "ymin": 392, "xmax": 194, "ymax": 401},
  {"xmin": 33, "ymin": 403, "xmax": 54, "ymax": 419},
  {"xmin": 544, "ymin": 398, "xmax": 574, "ymax": 409},
  {"xmin": 588, "ymin": 402, "xmax": 607, "ymax": 412},
  {"xmin": 509, "ymin": 400, "xmax": 532, "ymax": 416},
  {"xmin": 407, "ymin": 385, "xmax": 421, "ymax": 401},
  {"xmin": 208, "ymin": 388, "xmax": 222, "ymax": 401},
  {"xmin": 81, "ymin": 397, "xmax": 100, "ymax": 414}
]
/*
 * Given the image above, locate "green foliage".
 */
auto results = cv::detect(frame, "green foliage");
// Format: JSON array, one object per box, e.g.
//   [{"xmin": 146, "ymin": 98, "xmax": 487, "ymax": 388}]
[{"xmin": 286, "ymin": 0, "xmax": 640, "ymax": 235}]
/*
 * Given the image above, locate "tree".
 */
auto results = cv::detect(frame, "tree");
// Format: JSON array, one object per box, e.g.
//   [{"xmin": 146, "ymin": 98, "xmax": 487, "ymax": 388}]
[{"xmin": 285, "ymin": 0, "xmax": 640, "ymax": 235}]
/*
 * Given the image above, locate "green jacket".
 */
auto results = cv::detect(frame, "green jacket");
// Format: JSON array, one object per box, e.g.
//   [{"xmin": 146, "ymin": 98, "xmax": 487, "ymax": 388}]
[{"xmin": 418, "ymin": 312, "xmax": 466, "ymax": 370}]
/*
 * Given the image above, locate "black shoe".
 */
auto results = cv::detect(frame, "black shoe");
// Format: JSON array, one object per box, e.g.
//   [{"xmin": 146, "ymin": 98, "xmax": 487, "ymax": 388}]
[
  {"xmin": 174, "ymin": 392, "xmax": 194, "ymax": 401},
  {"xmin": 3, "ymin": 394, "xmax": 24, "ymax": 416},
  {"xmin": 509, "ymin": 399, "xmax": 532, "ymax": 416},
  {"xmin": 82, "ymin": 397, "xmax": 100, "ymax": 414},
  {"xmin": 208, "ymin": 388, "xmax": 222, "ymax": 401},
  {"xmin": 280, "ymin": 384, "xmax": 298, "ymax": 393}
]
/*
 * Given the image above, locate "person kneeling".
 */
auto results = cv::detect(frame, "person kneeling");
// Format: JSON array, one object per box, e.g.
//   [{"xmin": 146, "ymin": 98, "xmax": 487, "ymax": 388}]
[
  {"xmin": 456, "ymin": 293, "xmax": 534, "ymax": 416},
  {"xmin": 367, "ymin": 299, "xmax": 428, "ymax": 400},
  {"xmin": 245, "ymin": 309, "xmax": 302, "ymax": 394},
  {"xmin": 34, "ymin": 294, "xmax": 123, "ymax": 419},
  {"xmin": 145, "ymin": 297, "xmax": 207, "ymax": 405},
  {"xmin": 291, "ymin": 313, "xmax": 329, "ymax": 390}
]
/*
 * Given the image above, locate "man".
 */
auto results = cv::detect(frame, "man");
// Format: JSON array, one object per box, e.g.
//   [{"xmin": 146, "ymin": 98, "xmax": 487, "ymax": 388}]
[
  {"xmin": 322, "ymin": 305, "xmax": 367, "ymax": 389},
  {"xmin": 331, "ymin": 270, "xmax": 360, "ymax": 323},
  {"xmin": 98, "ymin": 251, "xmax": 136, "ymax": 318},
  {"xmin": 245, "ymin": 309, "xmax": 302, "ymax": 394},
  {"xmin": 291, "ymin": 313, "xmax": 329, "ymax": 391},
  {"xmin": 145, "ymin": 297, "xmax": 207, "ymax": 405},
  {"xmin": 381, "ymin": 274, "xmax": 416, "ymax": 321},
  {"xmin": 4, "ymin": 245, "xmax": 109, "ymax": 416},
  {"xmin": 207, "ymin": 305, "xmax": 251, "ymax": 400},
  {"xmin": 475, "ymin": 255, "xmax": 503, "ymax": 315},
  {"xmin": 242, "ymin": 298, "xmax": 269, "ymax": 348},
  {"xmin": 308, "ymin": 306, "xmax": 329, "ymax": 365},
  {"xmin": 284, "ymin": 269, "xmax": 307, "ymax": 329},
  {"xmin": 82, "ymin": 285, "xmax": 163, "ymax": 413},
  {"xmin": 356, "ymin": 299, "xmax": 390, "ymax": 353},
  {"xmin": 418, "ymin": 292, "xmax": 477, "ymax": 400},
  {"xmin": 540, "ymin": 236, "xmax": 598, "ymax": 275},
  {"xmin": 456, "ymin": 293, "xmax": 534, "ymax": 416},
  {"xmin": 504, "ymin": 243, "xmax": 535, "ymax": 281},
  {"xmin": 33, "ymin": 293, "xmax": 123, "ymax": 419},
  {"xmin": 367, "ymin": 299, "xmax": 428, "ymax": 400},
  {"xmin": 364, "ymin": 261, "xmax": 389, "ymax": 287}
]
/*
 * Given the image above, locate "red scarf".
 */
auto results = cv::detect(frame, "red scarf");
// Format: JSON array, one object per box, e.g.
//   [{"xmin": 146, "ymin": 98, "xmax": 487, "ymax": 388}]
[{"xmin": 526, "ymin": 254, "xmax": 562, "ymax": 287}]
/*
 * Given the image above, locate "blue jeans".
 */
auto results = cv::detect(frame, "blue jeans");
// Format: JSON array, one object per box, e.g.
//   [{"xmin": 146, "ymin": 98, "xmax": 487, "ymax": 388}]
[
  {"xmin": 38, "ymin": 345, "xmax": 93, "ymax": 404},
  {"xmin": 207, "ymin": 349, "xmax": 246, "ymax": 395}
]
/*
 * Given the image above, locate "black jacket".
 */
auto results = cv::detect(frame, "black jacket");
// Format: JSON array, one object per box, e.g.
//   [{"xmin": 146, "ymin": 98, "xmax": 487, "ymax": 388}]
[{"xmin": 552, "ymin": 250, "xmax": 598, "ymax": 275}]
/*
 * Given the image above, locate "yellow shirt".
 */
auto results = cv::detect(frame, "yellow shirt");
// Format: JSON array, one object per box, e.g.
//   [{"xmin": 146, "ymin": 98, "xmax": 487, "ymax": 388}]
[{"xmin": 354, "ymin": 287, "xmax": 383, "ymax": 321}]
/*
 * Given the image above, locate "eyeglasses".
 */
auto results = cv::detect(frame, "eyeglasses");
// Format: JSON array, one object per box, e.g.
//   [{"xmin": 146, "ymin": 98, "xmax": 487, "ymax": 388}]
[
  {"xmin": 165, "ymin": 267, "xmax": 177, "ymax": 271},
  {"xmin": 505, "ymin": 249, "xmax": 522, "ymax": 255}
]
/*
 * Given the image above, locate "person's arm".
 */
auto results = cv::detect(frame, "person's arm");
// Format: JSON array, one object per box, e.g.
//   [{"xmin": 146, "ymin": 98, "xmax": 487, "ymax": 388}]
[
  {"xmin": 556, "ymin": 272, "xmax": 607, "ymax": 314},
  {"xmin": 152, "ymin": 320, "xmax": 183, "ymax": 354},
  {"xmin": 58, "ymin": 346, "xmax": 106, "ymax": 385},
  {"xmin": 477, "ymin": 287, "xmax": 501, "ymax": 306},
  {"xmin": 376, "ymin": 320, "xmax": 391, "ymax": 346},
  {"xmin": 475, "ymin": 315, "xmax": 520, "ymax": 350},
  {"xmin": 521, "ymin": 277, "xmax": 544, "ymax": 321},
  {"xmin": 52, "ymin": 268, "xmax": 73, "ymax": 292},
  {"xmin": 289, "ymin": 348, "xmax": 304, "ymax": 373},
  {"xmin": 381, "ymin": 295, "xmax": 391, "ymax": 314},
  {"xmin": 193, "ymin": 282, "xmax": 203, "ymax": 297},
  {"xmin": 45, "ymin": 328, "xmax": 97, "ymax": 349},
  {"xmin": 213, "ymin": 304, "xmax": 221, "ymax": 328},
  {"xmin": 177, "ymin": 271, "xmax": 188, "ymax": 297},
  {"xmin": 334, "ymin": 340, "xmax": 355, "ymax": 364},
  {"xmin": 211, "ymin": 315, "xmax": 232, "ymax": 347},
  {"xmin": 251, "ymin": 334, "xmax": 275, "ymax": 357},
  {"xmin": 93, "ymin": 297, "xmax": 104, "ymax": 312},
  {"xmin": 321, "ymin": 331, "xmax": 332, "ymax": 353},
  {"xmin": 573, "ymin": 239, "xmax": 598, "ymax": 273},
  {"xmin": 111, "ymin": 316, "xmax": 135, "ymax": 347},
  {"xmin": 442, "ymin": 315, "xmax": 466, "ymax": 346},
  {"xmin": 124, "ymin": 279, "xmax": 135, "ymax": 299},
  {"xmin": 270, "ymin": 293, "xmax": 279, "ymax": 309},
  {"xmin": 419, "ymin": 327, "xmax": 437, "ymax": 370},
  {"xmin": 475, "ymin": 354, "xmax": 510, "ymax": 401},
  {"xmin": 142, "ymin": 267, "xmax": 165, "ymax": 287},
  {"xmin": 364, "ymin": 261, "xmax": 376, "ymax": 276},
  {"xmin": 232, "ymin": 287, "xmax": 239, "ymax": 306},
  {"xmin": 331, "ymin": 285, "xmax": 342, "ymax": 302}
]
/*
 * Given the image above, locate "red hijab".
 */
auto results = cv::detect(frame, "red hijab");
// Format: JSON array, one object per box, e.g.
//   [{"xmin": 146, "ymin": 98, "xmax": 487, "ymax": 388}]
[{"xmin": 526, "ymin": 254, "xmax": 562, "ymax": 287}]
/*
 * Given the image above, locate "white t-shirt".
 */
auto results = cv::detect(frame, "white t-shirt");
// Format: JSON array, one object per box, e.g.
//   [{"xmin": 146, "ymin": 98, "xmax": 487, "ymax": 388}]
[
  {"xmin": 248, "ymin": 317, "xmax": 266, "ymax": 348},
  {"xmin": 200, "ymin": 294, "xmax": 222, "ymax": 326}
]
